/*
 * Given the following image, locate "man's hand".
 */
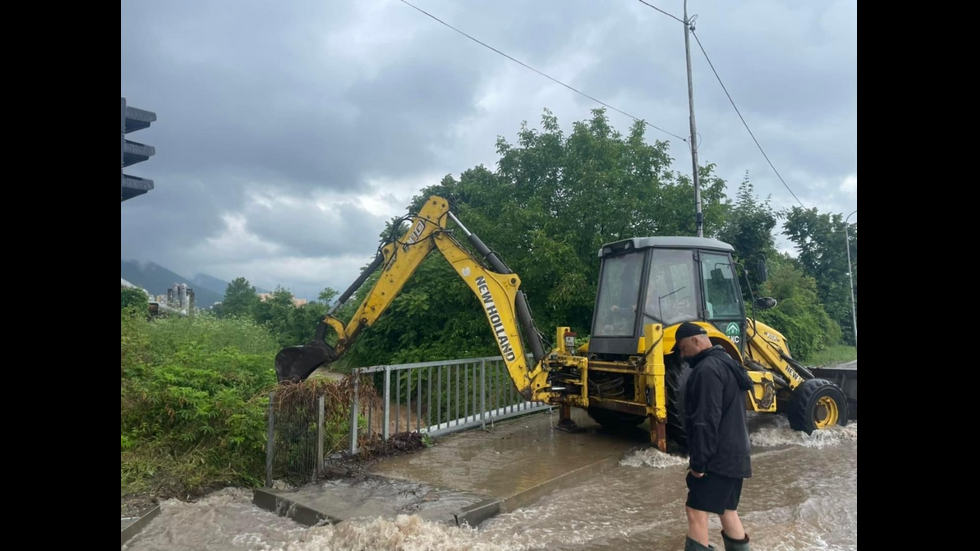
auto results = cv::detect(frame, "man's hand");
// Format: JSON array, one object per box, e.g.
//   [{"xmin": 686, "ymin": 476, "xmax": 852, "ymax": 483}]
[{"xmin": 689, "ymin": 469, "xmax": 704, "ymax": 478}]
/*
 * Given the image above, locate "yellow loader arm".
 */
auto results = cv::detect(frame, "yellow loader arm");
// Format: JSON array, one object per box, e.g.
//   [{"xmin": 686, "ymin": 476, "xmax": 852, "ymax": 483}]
[{"xmin": 274, "ymin": 196, "xmax": 549, "ymax": 401}]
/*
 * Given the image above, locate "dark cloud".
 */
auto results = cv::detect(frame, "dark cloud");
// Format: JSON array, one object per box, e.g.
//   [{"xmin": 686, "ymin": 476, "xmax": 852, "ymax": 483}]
[
  {"xmin": 243, "ymin": 196, "xmax": 389, "ymax": 258},
  {"xmin": 120, "ymin": 176, "xmax": 245, "ymax": 265},
  {"xmin": 121, "ymin": 0, "xmax": 856, "ymax": 299}
]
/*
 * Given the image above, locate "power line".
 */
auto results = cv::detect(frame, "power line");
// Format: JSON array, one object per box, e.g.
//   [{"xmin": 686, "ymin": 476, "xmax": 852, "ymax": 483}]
[
  {"xmin": 398, "ymin": 0, "xmax": 687, "ymax": 142},
  {"xmin": 637, "ymin": 0, "xmax": 805, "ymax": 210},
  {"xmin": 691, "ymin": 29, "xmax": 805, "ymax": 208},
  {"xmin": 635, "ymin": 0, "xmax": 684, "ymax": 24}
]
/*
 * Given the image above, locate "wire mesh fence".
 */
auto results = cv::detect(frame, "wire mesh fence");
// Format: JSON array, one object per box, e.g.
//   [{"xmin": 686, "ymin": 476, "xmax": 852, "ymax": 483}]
[
  {"xmin": 265, "ymin": 387, "xmax": 319, "ymax": 487},
  {"xmin": 264, "ymin": 375, "xmax": 380, "ymax": 487}
]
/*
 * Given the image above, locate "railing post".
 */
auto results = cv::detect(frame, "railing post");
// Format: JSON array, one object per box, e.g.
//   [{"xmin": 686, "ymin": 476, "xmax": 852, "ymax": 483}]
[
  {"xmin": 317, "ymin": 394, "xmax": 325, "ymax": 476},
  {"xmin": 349, "ymin": 375, "xmax": 359, "ymax": 456},
  {"xmin": 480, "ymin": 358, "xmax": 486, "ymax": 429},
  {"xmin": 383, "ymin": 366, "xmax": 391, "ymax": 442},
  {"xmin": 265, "ymin": 391, "xmax": 275, "ymax": 488}
]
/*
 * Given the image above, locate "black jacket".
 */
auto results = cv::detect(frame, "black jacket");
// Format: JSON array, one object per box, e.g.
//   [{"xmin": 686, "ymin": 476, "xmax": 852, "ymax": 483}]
[{"xmin": 684, "ymin": 345, "xmax": 754, "ymax": 479}]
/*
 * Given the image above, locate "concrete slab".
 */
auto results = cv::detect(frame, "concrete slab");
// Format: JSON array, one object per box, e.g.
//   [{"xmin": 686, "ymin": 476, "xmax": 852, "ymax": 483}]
[
  {"xmin": 367, "ymin": 407, "xmax": 646, "ymax": 516},
  {"xmin": 252, "ymin": 408, "xmax": 646, "ymax": 529},
  {"xmin": 121, "ymin": 505, "xmax": 160, "ymax": 546},
  {"xmin": 253, "ymin": 472, "xmax": 494, "ymax": 527}
]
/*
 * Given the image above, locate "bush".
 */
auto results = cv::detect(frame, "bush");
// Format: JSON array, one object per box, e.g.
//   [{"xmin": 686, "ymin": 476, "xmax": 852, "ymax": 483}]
[
  {"xmin": 121, "ymin": 287, "xmax": 149, "ymax": 313},
  {"xmin": 121, "ymin": 311, "xmax": 280, "ymax": 497},
  {"xmin": 756, "ymin": 257, "xmax": 842, "ymax": 362},
  {"xmin": 121, "ymin": 311, "xmax": 371, "ymax": 499}
]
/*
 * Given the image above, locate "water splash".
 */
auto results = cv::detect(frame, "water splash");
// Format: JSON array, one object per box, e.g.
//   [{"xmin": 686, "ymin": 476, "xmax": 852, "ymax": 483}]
[
  {"xmin": 751, "ymin": 418, "xmax": 857, "ymax": 449},
  {"xmin": 281, "ymin": 514, "xmax": 532, "ymax": 551},
  {"xmin": 619, "ymin": 447, "xmax": 689, "ymax": 468},
  {"xmin": 123, "ymin": 487, "xmax": 534, "ymax": 551},
  {"xmin": 122, "ymin": 488, "xmax": 309, "ymax": 551},
  {"xmin": 123, "ymin": 415, "xmax": 856, "ymax": 551}
]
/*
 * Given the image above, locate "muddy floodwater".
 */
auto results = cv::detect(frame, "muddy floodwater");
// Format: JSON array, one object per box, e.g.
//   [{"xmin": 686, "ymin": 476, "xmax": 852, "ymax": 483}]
[{"xmin": 123, "ymin": 413, "xmax": 856, "ymax": 550}]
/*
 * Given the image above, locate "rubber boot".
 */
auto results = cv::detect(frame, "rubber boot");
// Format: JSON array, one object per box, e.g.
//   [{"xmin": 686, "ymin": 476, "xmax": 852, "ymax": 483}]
[
  {"xmin": 721, "ymin": 530, "xmax": 750, "ymax": 551},
  {"xmin": 685, "ymin": 535, "xmax": 715, "ymax": 550}
]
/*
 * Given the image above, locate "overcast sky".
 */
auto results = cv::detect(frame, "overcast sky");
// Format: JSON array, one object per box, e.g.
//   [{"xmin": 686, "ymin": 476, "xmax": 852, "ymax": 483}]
[{"xmin": 121, "ymin": 0, "xmax": 857, "ymax": 302}]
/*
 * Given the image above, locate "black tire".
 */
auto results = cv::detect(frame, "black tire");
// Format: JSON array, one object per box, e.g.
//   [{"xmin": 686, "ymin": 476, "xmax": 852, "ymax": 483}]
[
  {"xmin": 666, "ymin": 359, "xmax": 692, "ymax": 450},
  {"xmin": 787, "ymin": 378, "xmax": 849, "ymax": 434},
  {"xmin": 587, "ymin": 406, "xmax": 646, "ymax": 430}
]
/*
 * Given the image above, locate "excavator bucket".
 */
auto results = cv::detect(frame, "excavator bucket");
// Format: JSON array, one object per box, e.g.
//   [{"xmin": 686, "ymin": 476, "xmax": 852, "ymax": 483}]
[{"xmin": 274, "ymin": 341, "xmax": 339, "ymax": 383}]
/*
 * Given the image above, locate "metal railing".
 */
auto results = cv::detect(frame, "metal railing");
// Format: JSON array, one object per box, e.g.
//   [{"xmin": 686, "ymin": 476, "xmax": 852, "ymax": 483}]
[
  {"xmin": 348, "ymin": 354, "xmax": 551, "ymax": 455},
  {"xmin": 263, "ymin": 354, "xmax": 553, "ymax": 485}
]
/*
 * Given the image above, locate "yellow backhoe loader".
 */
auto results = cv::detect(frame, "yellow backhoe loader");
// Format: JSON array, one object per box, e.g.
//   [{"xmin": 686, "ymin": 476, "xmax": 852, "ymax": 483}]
[{"xmin": 274, "ymin": 196, "xmax": 850, "ymax": 452}]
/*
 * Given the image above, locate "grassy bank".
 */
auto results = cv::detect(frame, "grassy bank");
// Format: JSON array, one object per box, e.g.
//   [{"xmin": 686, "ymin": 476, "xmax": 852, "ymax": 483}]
[
  {"xmin": 807, "ymin": 344, "xmax": 857, "ymax": 367},
  {"xmin": 121, "ymin": 308, "xmax": 280, "ymax": 501},
  {"xmin": 120, "ymin": 306, "xmax": 404, "ymax": 509}
]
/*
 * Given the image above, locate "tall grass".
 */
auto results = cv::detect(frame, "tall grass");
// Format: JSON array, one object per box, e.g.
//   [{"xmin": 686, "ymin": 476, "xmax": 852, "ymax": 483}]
[{"xmin": 121, "ymin": 308, "xmax": 280, "ymax": 498}]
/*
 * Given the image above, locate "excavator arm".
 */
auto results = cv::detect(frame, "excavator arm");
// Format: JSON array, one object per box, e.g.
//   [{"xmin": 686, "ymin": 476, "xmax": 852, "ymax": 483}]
[{"xmin": 274, "ymin": 196, "xmax": 549, "ymax": 401}]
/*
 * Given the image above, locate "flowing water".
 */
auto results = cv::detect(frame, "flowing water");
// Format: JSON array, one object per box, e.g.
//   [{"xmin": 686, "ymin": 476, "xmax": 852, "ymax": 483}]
[{"xmin": 123, "ymin": 413, "xmax": 856, "ymax": 550}]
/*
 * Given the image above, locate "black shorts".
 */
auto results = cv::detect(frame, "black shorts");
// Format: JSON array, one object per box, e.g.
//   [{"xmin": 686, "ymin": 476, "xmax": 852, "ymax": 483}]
[{"xmin": 686, "ymin": 471, "xmax": 743, "ymax": 515}]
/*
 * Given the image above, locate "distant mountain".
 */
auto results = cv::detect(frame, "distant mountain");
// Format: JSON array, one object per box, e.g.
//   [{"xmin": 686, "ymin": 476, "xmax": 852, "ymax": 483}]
[
  {"xmin": 190, "ymin": 273, "xmax": 269, "ymax": 296},
  {"xmin": 121, "ymin": 260, "xmax": 223, "ymax": 308}
]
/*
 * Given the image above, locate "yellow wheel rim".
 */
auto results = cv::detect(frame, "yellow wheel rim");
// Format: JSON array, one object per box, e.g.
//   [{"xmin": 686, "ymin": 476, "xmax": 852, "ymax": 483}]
[{"xmin": 813, "ymin": 396, "xmax": 839, "ymax": 428}]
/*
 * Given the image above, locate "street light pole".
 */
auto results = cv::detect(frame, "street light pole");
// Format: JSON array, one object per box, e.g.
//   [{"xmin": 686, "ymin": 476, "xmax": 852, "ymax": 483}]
[{"xmin": 845, "ymin": 210, "xmax": 857, "ymax": 345}]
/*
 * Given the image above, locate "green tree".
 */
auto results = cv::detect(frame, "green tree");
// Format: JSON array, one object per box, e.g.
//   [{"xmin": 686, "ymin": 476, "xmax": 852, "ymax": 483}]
[
  {"xmin": 755, "ymin": 254, "xmax": 842, "ymax": 360},
  {"xmin": 717, "ymin": 172, "xmax": 778, "ymax": 297},
  {"xmin": 121, "ymin": 287, "xmax": 150, "ymax": 313},
  {"xmin": 335, "ymin": 108, "xmax": 732, "ymax": 368},
  {"xmin": 424, "ymin": 108, "xmax": 728, "ymax": 332},
  {"xmin": 251, "ymin": 286, "xmax": 298, "ymax": 347},
  {"xmin": 245, "ymin": 286, "xmax": 339, "ymax": 349},
  {"xmin": 781, "ymin": 207, "xmax": 857, "ymax": 344},
  {"xmin": 318, "ymin": 287, "xmax": 339, "ymax": 305},
  {"xmin": 220, "ymin": 277, "xmax": 260, "ymax": 318},
  {"xmin": 283, "ymin": 300, "xmax": 328, "ymax": 348}
]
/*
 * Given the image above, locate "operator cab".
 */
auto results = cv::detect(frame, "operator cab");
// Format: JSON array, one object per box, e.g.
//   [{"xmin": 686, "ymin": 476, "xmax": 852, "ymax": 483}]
[{"xmin": 588, "ymin": 236, "xmax": 750, "ymax": 360}]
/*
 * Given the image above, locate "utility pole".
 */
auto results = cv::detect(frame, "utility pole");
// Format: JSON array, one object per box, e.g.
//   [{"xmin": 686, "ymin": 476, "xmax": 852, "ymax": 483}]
[
  {"xmin": 845, "ymin": 210, "xmax": 857, "ymax": 345},
  {"xmin": 684, "ymin": 0, "xmax": 703, "ymax": 237}
]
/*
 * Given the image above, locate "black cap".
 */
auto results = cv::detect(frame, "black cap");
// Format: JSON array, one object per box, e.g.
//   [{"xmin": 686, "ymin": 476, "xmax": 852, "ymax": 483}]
[{"xmin": 668, "ymin": 322, "xmax": 707, "ymax": 353}]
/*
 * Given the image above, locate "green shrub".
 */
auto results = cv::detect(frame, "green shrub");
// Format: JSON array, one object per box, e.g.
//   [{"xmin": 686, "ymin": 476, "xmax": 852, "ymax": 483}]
[
  {"xmin": 755, "ymin": 257, "xmax": 842, "ymax": 362},
  {"xmin": 121, "ymin": 287, "xmax": 149, "ymax": 313},
  {"xmin": 121, "ymin": 312, "xmax": 279, "ymax": 497},
  {"xmin": 121, "ymin": 311, "xmax": 371, "ymax": 499}
]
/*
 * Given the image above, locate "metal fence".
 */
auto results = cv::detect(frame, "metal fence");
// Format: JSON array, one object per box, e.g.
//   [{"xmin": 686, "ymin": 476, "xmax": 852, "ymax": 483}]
[
  {"xmin": 265, "ymin": 354, "xmax": 552, "ymax": 487},
  {"xmin": 264, "ymin": 391, "xmax": 322, "ymax": 488},
  {"xmin": 348, "ymin": 354, "xmax": 552, "ymax": 455}
]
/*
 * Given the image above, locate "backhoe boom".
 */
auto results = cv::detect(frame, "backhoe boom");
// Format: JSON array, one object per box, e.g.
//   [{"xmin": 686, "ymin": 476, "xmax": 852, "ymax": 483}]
[{"xmin": 274, "ymin": 197, "xmax": 548, "ymax": 401}]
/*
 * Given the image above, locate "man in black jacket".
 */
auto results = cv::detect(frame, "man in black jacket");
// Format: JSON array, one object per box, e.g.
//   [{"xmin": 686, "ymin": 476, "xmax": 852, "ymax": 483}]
[{"xmin": 670, "ymin": 322, "xmax": 754, "ymax": 551}]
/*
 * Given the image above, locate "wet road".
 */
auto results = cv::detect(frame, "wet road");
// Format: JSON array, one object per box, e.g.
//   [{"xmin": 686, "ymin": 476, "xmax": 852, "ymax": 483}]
[{"xmin": 123, "ymin": 412, "xmax": 856, "ymax": 550}]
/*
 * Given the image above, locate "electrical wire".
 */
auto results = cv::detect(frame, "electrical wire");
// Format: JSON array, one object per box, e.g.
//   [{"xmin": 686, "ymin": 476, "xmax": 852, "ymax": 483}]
[
  {"xmin": 691, "ymin": 29, "xmax": 806, "ymax": 208},
  {"xmin": 634, "ymin": 0, "xmax": 684, "ymax": 24},
  {"xmin": 398, "ymin": 0, "xmax": 687, "ymax": 142}
]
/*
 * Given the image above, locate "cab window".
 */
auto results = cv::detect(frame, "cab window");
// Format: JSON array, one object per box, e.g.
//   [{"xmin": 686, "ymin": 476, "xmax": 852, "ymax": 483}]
[{"xmin": 700, "ymin": 252, "xmax": 741, "ymax": 319}]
